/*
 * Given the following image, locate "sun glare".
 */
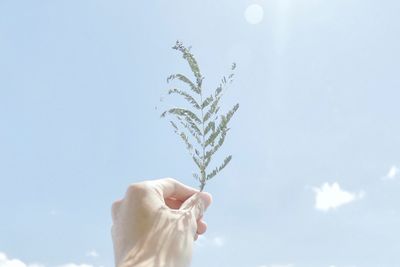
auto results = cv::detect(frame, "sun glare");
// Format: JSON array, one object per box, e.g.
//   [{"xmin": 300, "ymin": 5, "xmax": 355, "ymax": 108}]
[{"xmin": 244, "ymin": 4, "xmax": 264, "ymax": 25}]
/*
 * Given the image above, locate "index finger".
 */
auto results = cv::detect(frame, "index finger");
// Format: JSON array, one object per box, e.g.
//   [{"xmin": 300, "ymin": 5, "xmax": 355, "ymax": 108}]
[{"xmin": 154, "ymin": 178, "xmax": 198, "ymax": 202}]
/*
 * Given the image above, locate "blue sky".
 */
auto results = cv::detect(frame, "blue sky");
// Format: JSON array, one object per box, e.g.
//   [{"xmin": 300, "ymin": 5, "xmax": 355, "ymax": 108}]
[{"xmin": 1, "ymin": 0, "xmax": 400, "ymax": 267}]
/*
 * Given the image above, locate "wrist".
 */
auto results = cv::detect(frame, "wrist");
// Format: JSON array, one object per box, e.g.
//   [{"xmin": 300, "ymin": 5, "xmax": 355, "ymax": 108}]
[
  {"xmin": 117, "ymin": 240, "xmax": 192, "ymax": 267},
  {"xmin": 118, "ymin": 253, "xmax": 185, "ymax": 267}
]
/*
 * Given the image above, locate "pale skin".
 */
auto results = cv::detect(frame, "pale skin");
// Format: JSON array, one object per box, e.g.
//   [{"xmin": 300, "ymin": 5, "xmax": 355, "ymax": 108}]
[{"xmin": 111, "ymin": 178, "xmax": 212, "ymax": 267}]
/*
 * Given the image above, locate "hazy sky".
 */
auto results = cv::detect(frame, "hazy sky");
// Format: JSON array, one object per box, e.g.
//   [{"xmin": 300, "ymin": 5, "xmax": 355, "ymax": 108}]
[{"xmin": 1, "ymin": 1, "xmax": 400, "ymax": 267}]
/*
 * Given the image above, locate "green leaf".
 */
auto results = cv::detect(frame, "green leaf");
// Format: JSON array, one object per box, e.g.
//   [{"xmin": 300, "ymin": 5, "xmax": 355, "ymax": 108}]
[
  {"xmin": 177, "ymin": 117, "xmax": 202, "ymax": 145},
  {"xmin": 162, "ymin": 107, "xmax": 202, "ymax": 125},
  {"xmin": 204, "ymin": 155, "xmax": 211, "ymax": 169},
  {"xmin": 204, "ymin": 122, "xmax": 222, "ymax": 147},
  {"xmin": 185, "ymin": 116, "xmax": 202, "ymax": 136},
  {"xmin": 172, "ymin": 41, "xmax": 203, "ymax": 88},
  {"xmin": 204, "ymin": 114, "xmax": 230, "ymax": 148},
  {"xmin": 203, "ymin": 128, "xmax": 228, "ymax": 168},
  {"xmin": 206, "ymin": 155, "xmax": 232, "ymax": 180},
  {"xmin": 192, "ymin": 155, "xmax": 202, "ymax": 170},
  {"xmin": 206, "ymin": 168, "xmax": 217, "ymax": 180},
  {"xmin": 201, "ymin": 94, "xmax": 213, "ymax": 110},
  {"xmin": 204, "ymin": 127, "xmax": 219, "ymax": 147},
  {"xmin": 179, "ymin": 131, "xmax": 193, "ymax": 152},
  {"xmin": 167, "ymin": 74, "xmax": 200, "ymax": 94},
  {"xmin": 225, "ymin": 103, "xmax": 239, "ymax": 124},
  {"xmin": 214, "ymin": 106, "xmax": 220, "ymax": 116},
  {"xmin": 193, "ymin": 173, "xmax": 200, "ymax": 181},
  {"xmin": 170, "ymin": 120, "xmax": 178, "ymax": 131},
  {"xmin": 212, "ymin": 103, "xmax": 239, "ymax": 133},
  {"xmin": 204, "ymin": 121, "xmax": 215, "ymax": 136},
  {"xmin": 160, "ymin": 110, "xmax": 167, "ymax": 118},
  {"xmin": 168, "ymin": 88, "xmax": 200, "ymax": 110},
  {"xmin": 215, "ymin": 85, "xmax": 223, "ymax": 96},
  {"xmin": 218, "ymin": 155, "xmax": 232, "ymax": 172},
  {"xmin": 176, "ymin": 115, "xmax": 202, "ymax": 137},
  {"xmin": 203, "ymin": 95, "xmax": 222, "ymax": 122},
  {"xmin": 204, "ymin": 103, "xmax": 237, "ymax": 148},
  {"xmin": 194, "ymin": 148, "xmax": 201, "ymax": 158}
]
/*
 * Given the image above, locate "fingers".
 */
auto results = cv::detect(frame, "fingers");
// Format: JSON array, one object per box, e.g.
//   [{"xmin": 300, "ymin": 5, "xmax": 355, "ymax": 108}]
[
  {"xmin": 158, "ymin": 179, "xmax": 211, "ymax": 239},
  {"xmin": 193, "ymin": 219, "xmax": 207, "ymax": 241},
  {"xmin": 179, "ymin": 191, "xmax": 212, "ymax": 220},
  {"xmin": 197, "ymin": 219, "xmax": 207, "ymax": 235},
  {"xmin": 156, "ymin": 178, "xmax": 198, "ymax": 202},
  {"xmin": 164, "ymin": 197, "xmax": 183, "ymax": 209},
  {"xmin": 111, "ymin": 199, "xmax": 122, "ymax": 222}
]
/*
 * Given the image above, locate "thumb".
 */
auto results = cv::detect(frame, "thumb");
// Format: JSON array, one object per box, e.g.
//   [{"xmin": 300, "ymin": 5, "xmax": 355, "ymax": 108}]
[{"xmin": 179, "ymin": 192, "xmax": 212, "ymax": 220}]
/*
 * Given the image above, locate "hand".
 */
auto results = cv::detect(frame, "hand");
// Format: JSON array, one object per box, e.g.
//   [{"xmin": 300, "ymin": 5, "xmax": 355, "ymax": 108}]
[{"xmin": 111, "ymin": 178, "xmax": 212, "ymax": 267}]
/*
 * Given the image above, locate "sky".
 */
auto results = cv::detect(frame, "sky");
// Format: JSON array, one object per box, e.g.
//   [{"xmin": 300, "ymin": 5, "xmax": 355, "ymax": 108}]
[{"xmin": 0, "ymin": 0, "xmax": 400, "ymax": 267}]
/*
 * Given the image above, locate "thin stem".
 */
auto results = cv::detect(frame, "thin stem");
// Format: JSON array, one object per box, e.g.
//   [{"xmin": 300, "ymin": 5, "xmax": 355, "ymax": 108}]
[
  {"xmin": 199, "ymin": 79, "xmax": 206, "ymax": 191},
  {"xmin": 199, "ymin": 182, "xmax": 205, "ymax": 192}
]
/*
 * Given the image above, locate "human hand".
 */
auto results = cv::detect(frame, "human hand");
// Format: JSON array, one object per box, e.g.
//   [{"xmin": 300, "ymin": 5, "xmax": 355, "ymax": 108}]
[{"xmin": 111, "ymin": 178, "xmax": 212, "ymax": 267}]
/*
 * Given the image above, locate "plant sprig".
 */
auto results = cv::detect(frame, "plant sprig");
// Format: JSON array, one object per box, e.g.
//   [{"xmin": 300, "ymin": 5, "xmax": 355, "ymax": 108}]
[{"xmin": 161, "ymin": 41, "xmax": 239, "ymax": 191}]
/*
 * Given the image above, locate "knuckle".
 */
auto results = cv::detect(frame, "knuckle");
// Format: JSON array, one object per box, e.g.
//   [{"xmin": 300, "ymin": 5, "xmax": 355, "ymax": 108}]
[
  {"xmin": 125, "ymin": 182, "xmax": 151, "ymax": 198},
  {"xmin": 111, "ymin": 200, "xmax": 122, "ymax": 221},
  {"xmin": 164, "ymin": 177, "xmax": 177, "ymax": 184},
  {"xmin": 126, "ymin": 183, "xmax": 145, "ymax": 195}
]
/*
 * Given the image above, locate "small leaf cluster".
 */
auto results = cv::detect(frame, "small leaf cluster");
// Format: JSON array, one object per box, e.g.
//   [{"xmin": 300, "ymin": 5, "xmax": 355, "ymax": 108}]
[{"xmin": 161, "ymin": 40, "xmax": 239, "ymax": 191}]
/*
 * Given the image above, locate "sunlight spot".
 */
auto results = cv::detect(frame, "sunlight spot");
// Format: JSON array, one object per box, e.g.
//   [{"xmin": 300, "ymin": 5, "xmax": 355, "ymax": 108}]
[{"xmin": 244, "ymin": 4, "xmax": 264, "ymax": 25}]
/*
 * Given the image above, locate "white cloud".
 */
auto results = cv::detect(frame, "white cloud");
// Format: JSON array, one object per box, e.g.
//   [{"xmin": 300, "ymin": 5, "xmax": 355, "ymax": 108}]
[
  {"xmin": 313, "ymin": 182, "xmax": 364, "ymax": 212},
  {"xmin": 57, "ymin": 264, "xmax": 93, "ymax": 267},
  {"xmin": 0, "ymin": 253, "xmax": 44, "ymax": 267},
  {"xmin": 257, "ymin": 264, "xmax": 294, "ymax": 267},
  {"xmin": 195, "ymin": 235, "xmax": 225, "ymax": 248},
  {"xmin": 85, "ymin": 250, "xmax": 99, "ymax": 258},
  {"xmin": 0, "ymin": 252, "xmax": 94, "ymax": 267},
  {"xmin": 382, "ymin": 165, "xmax": 399, "ymax": 180}
]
